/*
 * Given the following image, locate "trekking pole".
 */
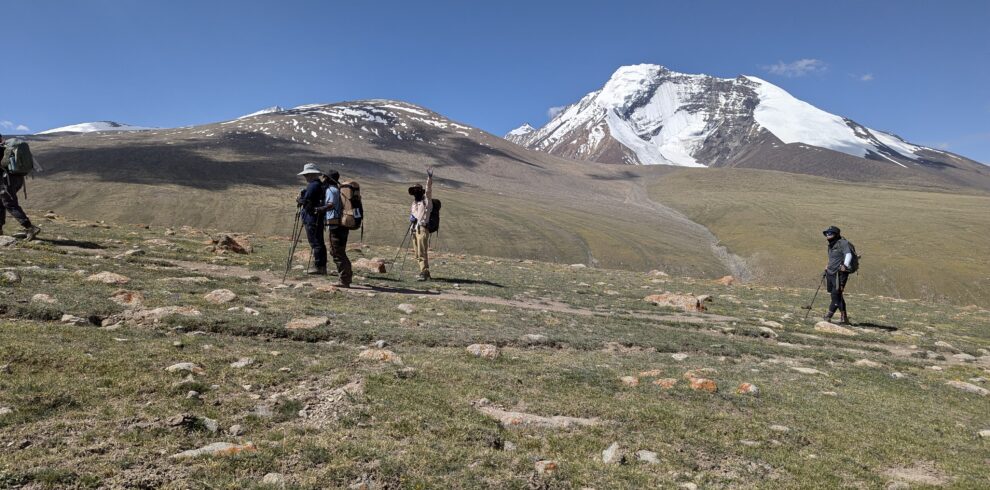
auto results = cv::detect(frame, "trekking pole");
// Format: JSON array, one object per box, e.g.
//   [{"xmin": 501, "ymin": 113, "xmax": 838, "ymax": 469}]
[
  {"xmin": 396, "ymin": 227, "xmax": 416, "ymax": 280},
  {"xmin": 389, "ymin": 223, "xmax": 413, "ymax": 278},
  {"xmin": 282, "ymin": 209, "xmax": 303, "ymax": 283},
  {"xmin": 801, "ymin": 273, "xmax": 826, "ymax": 322}
]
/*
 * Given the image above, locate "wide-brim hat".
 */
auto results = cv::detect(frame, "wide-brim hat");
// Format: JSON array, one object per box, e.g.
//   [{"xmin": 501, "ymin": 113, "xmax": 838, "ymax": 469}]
[
  {"xmin": 408, "ymin": 184, "xmax": 424, "ymax": 195},
  {"xmin": 298, "ymin": 163, "xmax": 322, "ymax": 176},
  {"xmin": 822, "ymin": 225, "xmax": 841, "ymax": 236}
]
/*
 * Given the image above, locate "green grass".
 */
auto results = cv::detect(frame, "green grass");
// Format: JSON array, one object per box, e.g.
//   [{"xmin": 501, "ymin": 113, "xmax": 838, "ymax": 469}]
[
  {"xmin": 648, "ymin": 168, "xmax": 990, "ymax": 306},
  {"xmin": 1, "ymin": 217, "xmax": 988, "ymax": 488}
]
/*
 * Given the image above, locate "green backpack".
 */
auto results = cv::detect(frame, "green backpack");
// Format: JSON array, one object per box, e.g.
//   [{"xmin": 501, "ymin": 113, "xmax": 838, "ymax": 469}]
[{"xmin": 1, "ymin": 139, "xmax": 35, "ymax": 176}]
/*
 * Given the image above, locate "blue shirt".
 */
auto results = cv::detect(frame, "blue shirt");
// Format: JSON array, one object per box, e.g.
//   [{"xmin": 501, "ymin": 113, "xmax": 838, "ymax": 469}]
[
  {"xmin": 300, "ymin": 180, "xmax": 325, "ymax": 225},
  {"xmin": 324, "ymin": 185, "xmax": 342, "ymax": 223}
]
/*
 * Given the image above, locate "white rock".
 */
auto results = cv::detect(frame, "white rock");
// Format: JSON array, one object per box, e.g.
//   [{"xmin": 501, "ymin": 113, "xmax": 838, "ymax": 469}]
[
  {"xmin": 946, "ymin": 380, "xmax": 989, "ymax": 396},
  {"xmin": 165, "ymin": 362, "xmax": 205, "ymax": 375},
  {"xmin": 466, "ymin": 344, "xmax": 500, "ymax": 360},
  {"xmin": 952, "ymin": 353, "xmax": 977, "ymax": 362},
  {"xmin": 228, "ymin": 424, "xmax": 245, "ymax": 436},
  {"xmin": 86, "ymin": 271, "xmax": 130, "ymax": 284},
  {"xmin": 1, "ymin": 271, "xmax": 20, "ymax": 283},
  {"xmin": 397, "ymin": 303, "xmax": 416, "ymax": 314},
  {"xmin": 671, "ymin": 353, "xmax": 689, "ymax": 361},
  {"xmin": 230, "ymin": 358, "xmax": 254, "ymax": 369},
  {"xmin": 31, "ymin": 293, "xmax": 57, "ymax": 304},
  {"xmin": 170, "ymin": 442, "xmax": 256, "ymax": 459},
  {"xmin": 262, "ymin": 473, "xmax": 285, "ymax": 487},
  {"xmin": 890, "ymin": 372, "xmax": 906, "ymax": 379},
  {"xmin": 60, "ymin": 314, "xmax": 88, "ymax": 326},
  {"xmin": 978, "ymin": 430, "xmax": 990, "ymax": 438},
  {"xmin": 635, "ymin": 450, "xmax": 660, "ymax": 464},
  {"xmin": 769, "ymin": 424, "xmax": 791, "ymax": 433},
  {"xmin": 601, "ymin": 442, "xmax": 625, "ymax": 464},
  {"xmin": 0, "ymin": 236, "xmax": 17, "ymax": 247},
  {"xmin": 204, "ymin": 289, "xmax": 237, "ymax": 304},
  {"xmin": 854, "ymin": 359, "xmax": 882, "ymax": 368},
  {"xmin": 0, "ymin": 407, "xmax": 13, "ymax": 416},
  {"xmin": 790, "ymin": 367, "xmax": 825, "ymax": 375}
]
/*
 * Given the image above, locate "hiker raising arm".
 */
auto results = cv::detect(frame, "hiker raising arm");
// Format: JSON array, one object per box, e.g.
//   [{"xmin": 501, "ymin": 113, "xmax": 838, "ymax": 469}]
[{"xmin": 408, "ymin": 167, "xmax": 434, "ymax": 281}]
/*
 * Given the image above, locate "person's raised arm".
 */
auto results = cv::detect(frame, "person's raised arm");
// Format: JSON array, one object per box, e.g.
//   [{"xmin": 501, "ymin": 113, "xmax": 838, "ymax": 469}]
[{"xmin": 425, "ymin": 166, "xmax": 434, "ymax": 200}]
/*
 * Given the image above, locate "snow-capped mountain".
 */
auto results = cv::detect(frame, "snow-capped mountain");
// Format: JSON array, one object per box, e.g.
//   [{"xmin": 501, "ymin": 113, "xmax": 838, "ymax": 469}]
[
  {"xmin": 505, "ymin": 123, "xmax": 535, "ymax": 144},
  {"xmin": 38, "ymin": 121, "xmax": 155, "ymax": 134},
  {"xmin": 238, "ymin": 106, "xmax": 285, "ymax": 119},
  {"xmin": 507, "ymin": 64, "xmax": 959, "ymax": 169}
]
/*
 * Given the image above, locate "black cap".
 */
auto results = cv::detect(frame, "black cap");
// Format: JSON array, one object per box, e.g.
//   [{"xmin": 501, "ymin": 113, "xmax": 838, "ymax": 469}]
[
  {"xmin": 408, "ymin": 184, "xmax": 424, "ymax": 195},
  {"xmin": 822, "ymin": 225, "xmax": 841, "ymax": 236},
  {"xmin": 327, "ymin": 171, "xmax": 340, "ymax": 183}
]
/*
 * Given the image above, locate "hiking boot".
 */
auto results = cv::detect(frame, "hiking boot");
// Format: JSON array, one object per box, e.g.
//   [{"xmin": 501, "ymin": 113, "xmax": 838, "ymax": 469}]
[
  {"xmin": 415, "ymin": 271, "xmax": 431, "ymax": 282},
  {"xmin": 306, "ymin": 266, "xmax": 327, "ymax": 275},
  {"xmin": 838, "ymin": 312, "xmax": 850, "ymax": 325},
  {"xmin": 24, "ymin": 226, "xmax": 41, "ymax": 242},
  {"xmin": 331, "ymin": 281, "xmax": 351, "ymax": 288},
  {"xmin": 822, "ymin": 312, "xmax": 834, "ymax": 322}
]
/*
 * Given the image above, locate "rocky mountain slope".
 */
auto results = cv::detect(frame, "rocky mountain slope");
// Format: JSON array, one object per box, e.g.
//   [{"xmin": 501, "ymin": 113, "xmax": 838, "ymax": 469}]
[
  {"xmin": 38, "ymin": 121, "xmax": 156, "ymax": 134},
  {"xmin": 508, "ymin": 64, "xmax": 990, "ymax": 190}
]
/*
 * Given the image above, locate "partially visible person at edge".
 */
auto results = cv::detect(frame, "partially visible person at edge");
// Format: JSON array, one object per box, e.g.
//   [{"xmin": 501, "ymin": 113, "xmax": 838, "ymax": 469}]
[
  {"xmin": 0, "ymin": 133, "xmax": 41, "ymax": 240},
  {"xmin": 408, "ymin": 167, "xmax": 434, "ymax": 281},
  {"xmin": 823, "ymin": 225, "xmax": 852, "ymax": 324},
  {"xmin": 296, "ymin": 163, "xmax": 327, "ymax": 275},
  {"xmin": 321, "ymin": 170, "xmax": 353, "ymax": 287}
]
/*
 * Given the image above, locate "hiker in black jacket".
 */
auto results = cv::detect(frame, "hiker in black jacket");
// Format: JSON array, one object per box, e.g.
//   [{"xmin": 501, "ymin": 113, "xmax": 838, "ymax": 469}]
[
  {"xmin": 296, "ymin": 163, "xmax": 327, "ymax": 275},
  {"xmin": 0, "ymin": 134, "xmax": 40, "ymax": 240},
  {"xmin": 822, "ymin": 225, "xmax": 852, "ymax": 324}
]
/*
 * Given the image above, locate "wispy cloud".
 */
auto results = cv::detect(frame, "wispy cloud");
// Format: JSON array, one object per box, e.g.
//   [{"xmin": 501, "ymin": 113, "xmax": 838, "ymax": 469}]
[
  {"xmin": 763, "ymin": 58, "xmax": 827, "ymax": 78},
  {"xmin": 0, "ymin": 120, "xmax": 30, "ymax": 132},
  {"xmin": 859, "ymin": 73, "xmax": 874, "ymax": 82},
  {"xmin": 547, "ymin": 105, "xmax": 566, "ymax": 119}
]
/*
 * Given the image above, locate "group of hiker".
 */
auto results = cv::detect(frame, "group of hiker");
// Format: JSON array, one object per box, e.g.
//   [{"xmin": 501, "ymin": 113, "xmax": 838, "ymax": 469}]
[{"xmin": 294, "ymin": 163, "xmax": 436, "ymax": 287}]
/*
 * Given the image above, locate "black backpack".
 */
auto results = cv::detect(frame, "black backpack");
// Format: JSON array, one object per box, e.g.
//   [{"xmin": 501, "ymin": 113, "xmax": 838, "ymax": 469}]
[
  {"xmin": 842, "ymin": 239, "xmax": 861, "ymax": 273},
  {"xmin": 1, "ymin": 140, "xmax": 35, "ymax": 176},
  {"xmin": 427, "ymin": 199, "xmax": 441, "ymax": 233}
]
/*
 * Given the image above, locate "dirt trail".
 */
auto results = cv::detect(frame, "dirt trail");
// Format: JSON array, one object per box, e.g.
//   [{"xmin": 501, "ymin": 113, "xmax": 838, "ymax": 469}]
[{"xmin": 169, "ymin": 259, "xmax": 738, "ymax": 325}]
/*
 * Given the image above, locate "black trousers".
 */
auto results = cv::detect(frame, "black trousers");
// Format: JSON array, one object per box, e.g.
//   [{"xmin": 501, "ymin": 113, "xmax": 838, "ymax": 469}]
[
  {"xmin": 327, "ymin": 226, "xmax": 353, "ymax": 284},
  {"xmin": 0, "ymin": 174, "xmax": 32, "ymax": 229},
  {"xmin": 304, "ymin": 219, "xmax": 327, "ymax": 268},
  {"xmin": 825, "ymin": 271, "xmax": 849, "ymax": 315}
]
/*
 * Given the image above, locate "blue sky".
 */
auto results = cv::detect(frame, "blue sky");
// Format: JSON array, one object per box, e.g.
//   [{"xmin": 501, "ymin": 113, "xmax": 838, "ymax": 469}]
[{"xmin": 3, "ymin": 0, "xmax": 989, "ymax": 162}]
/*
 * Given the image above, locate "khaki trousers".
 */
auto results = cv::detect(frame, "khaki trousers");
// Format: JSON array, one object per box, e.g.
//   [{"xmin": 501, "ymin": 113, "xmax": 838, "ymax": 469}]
[{"xmin": 413, "ymin": 226, "xmax": 430, "ymax": 273}]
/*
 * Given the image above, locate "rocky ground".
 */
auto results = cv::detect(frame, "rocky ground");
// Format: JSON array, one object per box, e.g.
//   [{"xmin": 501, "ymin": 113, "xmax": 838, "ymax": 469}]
[{"xmin": 0, "ymin": 213, "xmax": 988, "ymax": 488}]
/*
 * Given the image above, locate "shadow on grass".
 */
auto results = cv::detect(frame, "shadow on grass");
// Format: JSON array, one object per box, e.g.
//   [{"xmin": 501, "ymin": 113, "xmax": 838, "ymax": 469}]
[
  {"xmin": 37, "ymin": 238, "xmax": 103, "ymax": 249},
  {"xmin": 429, "ymin": 277, "xmax": 504, "ymax": 288},
  {"xmin": 854, "ymin": 322, "xmax": 898, "ymax": 332}
]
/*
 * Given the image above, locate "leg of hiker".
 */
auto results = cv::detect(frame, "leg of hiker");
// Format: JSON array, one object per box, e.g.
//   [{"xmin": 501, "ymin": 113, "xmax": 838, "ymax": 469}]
[
  {"xmin": 0, "ymin": 174, "xmax": 39, "ymax": 240},
  {"xmin": 413, "ymin": 225, "xmax": 430, "ymax": 280},
  {"xmin": 825, "ymin": 272, "xmax": 840, "ymax": 321},
  {"xmin": 328, "ymin": 225, "xmax": 352, "ymax": 286},
  {"xmin": 304, "ymin": 220, "xmax": 327, "ymax": 274},
  {"xmin": 836, "ymin": 271, "xmax": 850, "ymax": 324}
]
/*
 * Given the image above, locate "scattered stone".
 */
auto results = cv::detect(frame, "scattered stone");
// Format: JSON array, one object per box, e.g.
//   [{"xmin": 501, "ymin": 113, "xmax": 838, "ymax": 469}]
[
  {"xmin": 688, "ymin": 377, "xmax": 718, "ymax": 393},
  {"xmin": 109, "ymin": 289, "xmax": 144, "ymax": 307},
  {"xmin": 739, "ymin": 440, "xmax": 761, "ymax": 447},
  {"xmin": 790, "ymin": 367, "xmax": 826, "ymax": 375},
  {"xmin": 946, "ymin": 380, "xmax": 989, "ymax": 396},
  {"xmin": 601, "ymin": 442, "xmax": 627, "ymax": 464},
  {"xmin": 737, "ymin": 383, "xmax": 760, "ymax": 395},
  {"xmin": 60, "ymin": 314, "xmax": 89, "ymax": 326},
  {"xmin": 230, "ymin": 358, "xmax": 254, "ymax": 369},
  {"xmin": 854, "ymin": 359, "xmax": 882, "ymax": 368},
  {"xmin": 952, "ymin": 353, "xmax": 976, "ymax": 362},
  {"xmin": 353, "ymin": 257, "xmax": 387, "ymax": 273},
  {"xmin": 653, "ymin": 378, "xmax": 678, "ymax": 389},
  {"xmin": 204, "ymin": 289, "xmax": 237, "ymax": 304},
  {"xmin": 635, "ymin": 450, "xmax": 660, "ymax": 464},
  {"xmin": 186, "ymin": 390, "xmax": 201, "ymax": 400},
  {"xmin": 647, "ymin": 269, "xmax": 668, "ymax": 277},
  {"xmin": 0, "ymin": 407, "xmax": 13, "ymax": 416},
  {"xmin": 716, "ymin": 275, "xmax": 735, "ymax": 286},
  {"xmin": 213, "ymin": 234, "xmax": 253, "ymax": 254},
  {"xmin": 820, "ymin": 391, "xmax": 839, "ymax": 396},
  {"xmin": 228, "ymin": 424, "xmax": 245, "ymax": 436},
  {"xmin": 620, "ymin": 376, "xmax": 639, "ymax": 387},
  {"xmin": 757, "ymin": 326, "xmax": 778, "ymax": 338},
  {"xmin": 466, "ymin": 344, "xmax": 500, "ymax": 360},
  {"xmin": 770, "ymin": 424, "xmax": 791, "ymax": 433},
  {"xmin": 761, "ymin": 320, "xmax": 784, "ymax": 329},
  {"xmin": 170, "ymin": 442, "xmax": 256, "ymax": 459},
  {"xmin": 165, "ymin": 362, "xmax": 205, "ymax": 375},
  {"xmin": 644, "ymin": 293, "xmax": 707, "ymax": 312},
  {"xmin": 679, "ymin": 483, "xmax": 698, "ymax": 490},
  {"xmin": 200, "ymin": 416, "xmax": 219, "ymax": 433},
  {"xmin": 285, "ymin": 316, "xmax": 329, "ymax": 330},
  {"xmin": 0, "ymin": 236, "xmax": 17, "ymax": 247},
  {"xmin": 373, "ymin": 340, "xmax": 388, "ymax": 349},
  {"xmin": 683, "ymin": 368, "xmax": 717, "ymax": 380},
  {"xmin": 978, "ymin": 430, "xmax": 990, "ymax": 438},
  {"xmin": 928, "ymin": 366, "xmax": 943, "ymax": 371},
  {"xmin": 1, "ymin": 271, "xmax": 21, "ymax": 283},
  {"xmin": 969, "ymin": 377, "xmax": 987, "ymax": 384},
  {"xmin": 262, "ymin": 473, "xmax": 285, "ymax": 487},
  {"xmin": 890, "ymin": 372, "xmax": 907, "ymax": 379},
  {"xmin": 521, "ymin": 333, "xmax": 548, "ymax": 343},
  {"xmin": 396, "ymin": 367, "xmax": 418, "ymax": 379},
  {"xmin": 86, "ymin": 271, "xmax": 130, "ymax": 285},
  {"xmin": 358, "ymin": 349, "xmax": 403, "ymax": 365},
  {"xmin": 933, "ymin": 340, "xmax": 957, "ymax": 352},
  {"xmin": 534, "ymin": 460, "xmax": 558, "ymax": 476},
  {"xmin": 0, "ymin": 364, "xmax": 10, "ymax": 374},
  {"xmin": 128, "ymin": 306, "xmax": 201, "ymax": 323},
  {"xmin": 503, "ymin": 441, "xmax": 517, "ymax": 451},
  {"xmin": 814, "ymin": 321, "xmax": 857, "ymax": 336},
  {"xmin": 671, "ymin": 353, "xmax": 689, "ymax": 361},
  {"xmin": 31, "ymin": 293, "xmax": 57, "ymax": 304},
  {"xmin": 570, "ymin": 263, "xmax": 587, "ymax": 268},
  {"xmin": 228, "ymin": 306, "xmax": 260, "ymax": 315},
  {"xmin": 473, "ymin": 399, "xmax": 600, "ymax": 429},
  {"xmin": 397, "ymin": 303, "xmax": 416, "ymax": 315}
]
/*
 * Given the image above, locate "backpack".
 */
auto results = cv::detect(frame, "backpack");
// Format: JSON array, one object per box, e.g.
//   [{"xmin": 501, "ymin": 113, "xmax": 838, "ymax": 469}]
[
  {"xmin": 843, "ymin": 239, "xmax": 861, "ymax": 273},
  {"xmin": 338, "ymin": 180, "xmax": 363, "ymax": 231},
  {"xmin": 1, "ymin": 140, "xmax": 35, "ymax": 176},
  {"xmin": 426, "ymin": 199, "xmax": 441, "ymax": 233}
]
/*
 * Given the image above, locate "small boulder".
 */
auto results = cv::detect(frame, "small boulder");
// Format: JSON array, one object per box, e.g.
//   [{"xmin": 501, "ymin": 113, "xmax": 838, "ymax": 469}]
[
  {"xmin": 521, "ymin": 333, "xmax": 548, "ymax": 344},
  {"xmin": 769, "ymin": 424, "xmax": 791, "ymax": 433},
  {"xmin": 466, "ymin": 344, "xmax": 500, "ymax": 360},
  {"xmin": 647, "ymin": 269, "xmax": 669, "ymax": 277},
  {"xmin": 534, "ymin": 460, "xmax": 558, "ymax": 476},
  {"xmin": 0, "ymin": 236, "xmax": 17, "ymax": 247},
  {"xmin": 86, "ymin": 271, "xmax": 130, "ymax": 285},
  {"xmin": 601, "ymin": 442, "xmax": 627, "ymax": 464},
  {"xmin": 946, "ymin": 380, "xmax": 989, "ymax": 396},
  {"xmin": 619, "ymin": 376, "xmax": 639, "ymax": 387},
  {"xmin": 0, "ymin": 407, "xmax": 13, "ymax": 416},
  {"xmin": 31, "ymin": 293, "xmax": 57, "ymax": 305},
  {"xmin": 737, "ymin": 383, "xmax": 760, "ymax": 395},
  {"xmin": 644, "ymin": 293, "xmax": 706, "ymax": 312},
  {"xmin": 230, "ymin": 358, "xmax": 254, "ymax": 369},
  {"xmin": 790, "ymin": 367, "xmax": 826, "ymax": 375},
  {"xmin": 358, "ymin": 349, "xmax": 403, "ymax": 365},
  {"xmin": 262, "ymin": 473, "xmax": 285, "ymax": 487},
  {"xmin": 353, "ymin": 258, "xmax": 387, "ymax": 274},
  {"xmin": 814, "ymin": 321, "xmax": 857, "ymax": 336},
  {"xmin": 978, "ymin": 430, "xmax": 990, "ymax": 439},
  {"xmin": 165, "ymin": 362, "xmax": 205, "ymax": 375},
  {"xmin": 1, "ymin": 271, "xmax": 20, "ymax": 283},
  {"xmin": 890, "ymin": 372, "xmax": 906, "ymax": 379},
  {"xmin": 60, "ymin": 314, "xmax": 89, "ymax": 326},
  {"xmin": 854, "ymin": 359, "xmax": 882, "ymax": 368},
  {"xmin": 204, "ymin": 289, "xmax": 237, "ymax": 304},
  {"xmin": 213, "ymin": 234, "xmax": 253, "ymax": 254},
  {"xmin": 689, "ymin": 378, "xmax": 718, "ymax": 393},
  {"xmin": 285, "ymin": 316, "xmax": 329, "ymax": 330},
  {"xmin": 228, "ymin": 424, "xmax": 245, "ymax": 436},
  {"xmin": 397, "ymin": 303, "xmax": 416, "ymax": 315},
  {"xmin": 671, "ymin": 353, "xmax": 689, "ymax": 361},
  {"xmin": 170, "ymin": 442, "xmax": 256, "ymax": 459},
  {"xmin": 952, "ymin": 353, "xmax": 977, "ymax": 362},
  {"xmin": 635, "ymin": 450, "xmax": 660, "ymax": 464},
  {"xmin": 653, "ymin": 378, "xmax": 678, "ymax": 389}
]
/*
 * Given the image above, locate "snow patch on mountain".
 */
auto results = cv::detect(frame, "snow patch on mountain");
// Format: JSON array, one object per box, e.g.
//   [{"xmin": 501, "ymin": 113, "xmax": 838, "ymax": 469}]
[
  {"xmin": 238, "ymin": 106, "xmax": 285, "ymax": 119},
  {"xmin": 507, "ymin": 124, "xmax": 535, "ymax": 136},
  {"xmin": 38, "ymin": 121, "xmax": 155, "ymax": 134}
]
